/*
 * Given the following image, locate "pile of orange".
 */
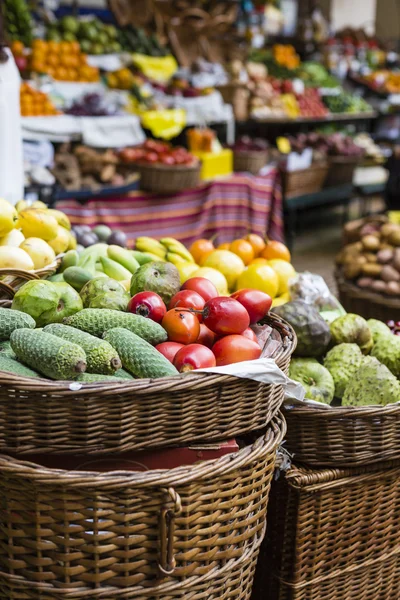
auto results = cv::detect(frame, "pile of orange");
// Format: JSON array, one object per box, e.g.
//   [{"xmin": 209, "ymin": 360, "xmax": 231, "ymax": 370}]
[
  {"xmin": 30, "ymin": 39, "xmax": 99, "ymax": 82},
  {"xmin": 107, "ymin": 68, "xmax": 136, "ymax": 90},
  {"xmin": 20, "ymin": 82, "xmax": 60, "ymax": 117},
  {"xmin": 273, "ymin": 44, "xmax": 300, "ymax": 70}
]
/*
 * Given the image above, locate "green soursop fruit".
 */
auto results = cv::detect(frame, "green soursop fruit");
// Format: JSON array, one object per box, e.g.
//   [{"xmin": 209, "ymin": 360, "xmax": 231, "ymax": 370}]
[
  {"xmin": 289, "ymin": 358, "xmax": 335, "ymax": 404},
  {"xmin": 76, "ymin": 373, "xmax": 129, "ymax": 383},
  {"xmin": 273, "ymin": 300, "xmax": 331, "ymax": 358},
  {"xmin": 371, "ymin": 335, "xmax": 400, "ymax": 378},
  {"xmin": 342, "ymin": 356, "xmax": 400, "ymax": 406},
  {"xmin": 43, "ymin": 323, "xmax": 121, "ymax": 375},
  {"xmin": 0, "ymin": 341, "xmax": 16, "ymax": 359},
  {"xmin": 330, "ymin": 314, "xmax": 373, "ymax": 355},
  {"xmin": 367, "ymin": 319, "xmax": 392, "ymax": 344},
  {"xmin": 130, "ymin": 261, "xmax": 180, "ymax": 304},
  {"xmin": 64, "ymin": 309, "xmax": 167, "ymax": 345},
  {"xmin": 114, "ymin": 368, "xmax": 134, "ymax": 379},
  {"xmin": 0, "ymin": 354, "xmax": 41, "ymax": 378},
  {"xmin": 0, "ymin": 307, "xmax": 35, "ymax": 340},
  {"xmin": 324, "ymin": 343, "xmax": 363, "ymax": 399},
  {"xmin": 12, "ymin": 280, "xmax": 82, "ymax": 327},
  {"xmin": 80, "ymin": 277, "xmax": 126, "ymax": 307},
  {"xmin": 103, "ymin": 327, "xmax": 178, "ymax": 379},
  {"xmin": 10, "ymin": 329, "xmax": 87, "ymax": 380}
]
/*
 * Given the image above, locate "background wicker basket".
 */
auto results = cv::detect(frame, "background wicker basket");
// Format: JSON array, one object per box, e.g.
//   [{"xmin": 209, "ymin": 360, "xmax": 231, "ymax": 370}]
[
  {"xmin": 136, "ymin": 162, "xmax": 201, "ymax": 193},
  {"xmin": 217, "ymin": 84, "xmax": 250, "ymax": 121},
  {"xmin": 0, "ymin": 315, "xmax": 295, "ymax": 455},
  {"xmin": 281, "ymin": 161, "xmax": 329, "ymax": 199},
  {"xmin": 233, "ymin": 150, "xmax": 269, "ymax": 175},
  {"xmin": 0, "ymin": 257, "xmax": 62, "ymax": 308},
  {"xmin": 252, "ymin": 460, "xmax": 400, "ymax": 600},
  {"xmin": 336, "ymin": 270, "xmax": 400, "ymax": 322},
  {"xmin": 325, "ymin": 154, "xmax": 362, "ymax": 188},
  {"xmin": 283, "ymin": 399, "xmax": 400, "ymax": 468},
  {"xmin": 0, "ymin": 415, "xmax": 285, "ymax": 599}
]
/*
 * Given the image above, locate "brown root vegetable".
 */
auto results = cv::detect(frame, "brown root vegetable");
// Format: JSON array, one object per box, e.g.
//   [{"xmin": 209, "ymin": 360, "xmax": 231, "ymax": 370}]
[
  {"xmin": 377, "ymin": 249, "xmax": 395, "ymax": 264},
  {"xmin": 393, "ymin": 249, "xmax": 400, "ymax": 272},
  {"xmin": 381, "ymin": 223, "xmax": 400, "ymax": 239},
  {"xmin": 380, "ymin": 243, "xmax": 394, "ymax": 251},
  {"xmin": 381, "ymin": 265, "xmax": 400, "ymax": 282},
  {"xmin": 360, "ymin": 223, "xmax": 381, "ymax": 237},
  {"xmin": 388, "ymin": 230, "xmax": 400, "ymax": 247},
  {"xmin": 386, "ymin": 281, "xmax": 400, "ymax": 296},
  {"xmin": 343, "ymin": 263, "xmax": 362, "ymax": 280},
  {"xmin": 371, "ymin": 280, "xmax": 387, "ymax": 293},
  {"xmin": 361, "ymin": 263, "xmax": 383, "ymax": 277},
  {"xmin": 357, "ymin": 277, "xmax": 374, "ymax": 288},
  {"xmin": 363, "ymin": 253, "xmax": 378, "ymax": 264},
  {"xmin": 361, "ymin": 235, "xmax": 380, "ymax": 252}
]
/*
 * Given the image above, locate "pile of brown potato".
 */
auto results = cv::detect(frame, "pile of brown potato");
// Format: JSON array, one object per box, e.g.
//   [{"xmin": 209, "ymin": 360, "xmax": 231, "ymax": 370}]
[{"xmin": 336, "ymin": 220, "xmax": 400, "ymax": 297}]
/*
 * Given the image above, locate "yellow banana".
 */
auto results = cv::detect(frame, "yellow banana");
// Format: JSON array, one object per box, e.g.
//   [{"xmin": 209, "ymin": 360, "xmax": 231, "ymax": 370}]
[
  {"xmin": 166, "ymin": 252, "xmax": 189, "ymax": 267},
  {"xmin": 135, "ymin": 237, "xmax": 167, "ymax": 259},
  {"xmin": 160, "ymin": 237, "xmax": 194, "ymax": 263}
]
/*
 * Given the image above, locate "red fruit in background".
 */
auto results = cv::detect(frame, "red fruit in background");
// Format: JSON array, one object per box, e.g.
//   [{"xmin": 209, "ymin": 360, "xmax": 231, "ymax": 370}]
[
  {"xmin": 196, "ymin": 323, "xmax": 216, "ymax": 348},
  {"xmin": 182, "ymin": 277, "xmax": 219, "ymax": 302},
  {"xmin": 128, "ymin": 292, "xmax": 167, "ymax": 323},
  {"xmin": 242, "ymin": 327, "xmax": 259, "ymax": 344},
  {"xmin": 203, "ymin": 297, "xmax": 250, "ymax": 336},
  {"xmin": 169, "ymin": 290, "xmax": 205, "ymax": 321},
  {"xmin": 162, "ymin": 308, "xmax": 200, "ymax": 344},
  {"xmin": 230, "ymin": 289, "xmax": 272, "ymax": 324},
  {"xmin": 213, "ymin": 335, "xmax": 262, "ymax": 366},
  {"xmin": 156, "ymin": 341, "xmax": 185, "ymax": 363},
  {"xmin": 15, "ymin": 56, "xmax": 27, "ymax": 72},
  {"xmin": 173, "ymin": 344, "xmax": 216, "ymax": 372}
]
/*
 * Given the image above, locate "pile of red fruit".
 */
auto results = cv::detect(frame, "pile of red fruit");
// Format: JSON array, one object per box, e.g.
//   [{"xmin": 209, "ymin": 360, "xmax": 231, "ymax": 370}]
[
  {"xmin": 128, "ymin": 277, "xmax": 272, "ymax": 372},
  {"xmin": 296, "ymin": 88, "xmax": 328, "ymax": 119},
  {"xmin": 119, "ymin": 140, "xmax": 199, "ymax": 167},
  {"xmin": 387, "ymin": 320, "xmax": 400, "ymax": 336}
]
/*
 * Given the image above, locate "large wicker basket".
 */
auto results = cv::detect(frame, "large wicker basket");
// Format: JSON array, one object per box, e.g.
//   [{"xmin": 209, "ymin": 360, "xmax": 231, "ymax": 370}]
[
  {"xmin": 0, "ymin": 315, "xmax": 295, "ymax": 455},
  {"xmin": 325, "ymin": 154, "xmax": 362, "ymax": 188},
  {"xmin": 0, "ymin": 257, "xmax": 62, "ymax": 308},
  {"xmin": 234, "ymin": 150, "xmax": 269, "ymax": 175},
  {"xmin": 252, "ymin": 459, "xmax": 400, "ymax": 600},
  {"xmin": 282, "ymin": 399, "xmax": 400, "ymax": 468},
  {"xmin": 0, "ymin": 414, "xmax": 285, "ymax": 599},
  {"xmin": 281, "ymin": 162, "xmax": 329, "ymax": 199},
  {"xmin": 136, "ymin": 162, "xmax": 201, "ymax": 193},
  {"xmin": 336, "ymin": 270, "xmax": 400, "ymax": 322}
]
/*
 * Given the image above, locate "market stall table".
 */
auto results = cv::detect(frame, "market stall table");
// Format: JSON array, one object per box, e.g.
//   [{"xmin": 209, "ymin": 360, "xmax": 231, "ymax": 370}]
[{"xmin": 56, "ymin": 168, "xmax": 283, "ymax": 246}]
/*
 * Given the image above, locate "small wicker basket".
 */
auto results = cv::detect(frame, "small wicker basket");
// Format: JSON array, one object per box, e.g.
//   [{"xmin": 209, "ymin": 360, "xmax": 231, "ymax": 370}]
[
  {"xmin": 136, "ymin": 162, "xmax": 201, "ymax": 194},
  {"xmin": 325, "ymin": 154, "xmax": 362, "ymax": 187},
  {"xmin": 0, "ymin": 415, "xmax": 285, "ymax": 599},
  {"xmin": 253, "ymin": 459, "xmax": 400, "ymax": 600},
  {"xmin": 0, "ymin": 257, "xmax": 63, "ymax": 308},
  {"xmin": 0, "ymin": 314, "xmax": 295, "ymax": 456},
  {"xmin": 234, "ymin": 150, "xmax": 269, "ymax": 175},
  {"xmin": 281, "ymin": 161, "xmax": 329, "ymax": 199}
]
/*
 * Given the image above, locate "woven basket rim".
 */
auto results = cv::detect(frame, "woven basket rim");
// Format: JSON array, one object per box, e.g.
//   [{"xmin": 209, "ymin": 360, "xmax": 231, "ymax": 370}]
[
  {"xmin": 283, "ymin": 399, "xmax": 400, "ymax": 416},
  {"xmin": 135, "ymin": 161, "xmax": 201, "ymax": 174},
  {"xmin": 233, "ymin": 149, "xmax": 269, "ymax": 157},
  {"xmin": 335, "ymin": 269, "xmax": 400, "ymax": 308},
  {"xmin": 0, "ymin": 255, "xmax": 63, "ymax": 279},
  {"xmin": 0, "ymin": 413, "xmax": 285, "ymax": 486},
  {"xmin": 0, "ymin": 313, "xmax": 295, "ymax": 393}
]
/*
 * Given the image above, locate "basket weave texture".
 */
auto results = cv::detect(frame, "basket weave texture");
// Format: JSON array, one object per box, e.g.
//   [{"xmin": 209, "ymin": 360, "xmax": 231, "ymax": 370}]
[
  {"xmin": 0, "ymin": 257, "xmax": 62, "ymax": 308},
  {"xmin": 0, "ymin": 414, "xmax": 285, "ymax": 599},
  {"xmin": 136, "ymin": 162, "xmax": 201, "ymax": 193},
  {"xmin": 325, "ymin": 154, "xmax": 361, "ymax": 188},
  {"xmin": 233, "ymin": 150, "xmax": 269, "ymax": 175},
  {"xmin": 0, "ymin": 314, "xmax": 295, "ymax": 456},
  {"xmin": 281, "ymin": 162, "xmax": 329, "ymax": 199},
  {"xmin": 253, "ymin": 460, "xmax": 400, "ymax": 600}
]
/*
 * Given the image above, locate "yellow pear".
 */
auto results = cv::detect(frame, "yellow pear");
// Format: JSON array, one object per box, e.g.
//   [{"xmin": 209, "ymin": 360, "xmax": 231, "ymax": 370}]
[
  {"xmin": 0, "ymin": 229, "xmax": 25, "ymax": 247},
  {"xmin": 0, "ymin": 247, "xmax": 34, "ymax": 270},
  {"xmin": 47, "ymin": 209, "xmax": 71, "ymax": 231},
  {"xmin": 17, "ymin": 209, "xmax": 58, "ymax": 241},
  {"xmin": 0, "ymin": 199, "xmax": 18, "ymax": 237},
  {"xmin": 20, "ymin": 238, "xmax": 56, "ymax": 269},
  {"xmin": 48, "ymin": 226, "xmax": 70, "ymax": 255},
  {"xmin": 66, "ymin": 231, "xmax": 77, "ymax": 250}
]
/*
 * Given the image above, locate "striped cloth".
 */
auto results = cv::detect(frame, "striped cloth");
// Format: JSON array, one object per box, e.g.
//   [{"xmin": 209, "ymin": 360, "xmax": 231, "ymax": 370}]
[{"xmin": 57, "ymin": 169, "xmax": 283, "ymax": 247}]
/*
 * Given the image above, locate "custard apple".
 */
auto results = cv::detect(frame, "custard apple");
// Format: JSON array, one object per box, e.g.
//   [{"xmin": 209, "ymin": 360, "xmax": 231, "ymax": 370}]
[
  {"xmin": 330, "ymin": 314, "xmax": 373, "ymax": 355},
  {"xmin": 324, "ymin": 343, "xmax": 363, "ymax": 399},
  {"xmin": 371, "ymin": 335, "xmax": 400, "ymax": 378},
  {"xmin": 342, "ymin": 356, "xmax": 400, "ymax": 406}
]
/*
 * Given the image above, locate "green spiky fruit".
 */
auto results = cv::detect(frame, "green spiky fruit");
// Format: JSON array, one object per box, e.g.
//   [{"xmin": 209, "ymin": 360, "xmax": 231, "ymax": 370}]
[
  {"xmin": 0, "ymin": 354, "xmax": 40, "ymax": 378},
  {"xmin": 76, "ymin": 373, "xmax": 128, "ymax": 383},
  {"xmin": 43, "ymin": 323, "xmax": 121, "ymax": 375},
  {"xmin": 103, "ymin": 327, "xmax": 178, "ymax": 379},
  {"xmin": 64, "ymin": 309, "xmax": 167, "ymax": 345},
  {"xmin": 130, "ymin": 261, "xmax": 180, "ymax": 304},
  {"xmin": 289, "ymin": 358, "xmax": 335, "ymax": 404},
  {"xmin": 10, "ymin": 329, "xmax": 87, "ymax": 380},
  {"xmin": 0, "ymin": 340, "xmax": 16, "ymax": 359},
  {"xmin": 0, "ymin": 307, "xmax": 35, "ymax": 341},
  {"xmin": 324, "ymin": 343, "xmax": 363, "ymax": 399},
  {"xmin": 342, "ymin": 357, "xmax": 400, "ymax": 406}
]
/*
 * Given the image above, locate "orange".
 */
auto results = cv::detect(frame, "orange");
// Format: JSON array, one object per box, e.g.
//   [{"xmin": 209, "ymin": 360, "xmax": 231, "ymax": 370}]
[
  {"xmin": 47, "ymin": 54, "xmax": 59, "ymax": 67},
  {"xmin": 59, "ymin": 42, "xmax": 71, "ymax": 55},
  {"xmin": 229, "ymin": 239, "xmax": 255, "ymax": 266},
  {"xmin": 245, "ymin": 233, "xmax": 266, "ymax": 257},
  {"xmin": 32, "ymin": 39, "xmax": 47, "ymax": 52},
  {"xmin": 189, "ymin": 239, "xmax": 215, "ymax": 265},
  {"xmin": 31, "ymin": 60, "xmax": 46, "ymax": 74},
  {"xmin": 67, "ymin": 68, "xmax": 78, "ymax": 81},
  {"xmin": 217, "ymin": 242, "xmax": 230, "ymax": 250},
  {"xmin": 47, "ymin": 41, "xmax": 60, "ymax": 54},
  {"xmin": 11, "ymin": 40, "xmax": 24, "ymax": 57},
  {"xmin": 54, "ymin": 66, "xmax": 68, "ymax": 81},
  {"xmin": 70, "ymin": 41, "xmax": 80, "ymax": 54},
  {"xmin": 46, "ymin": 66, "xmax": 56, "ymax": 79},
  {"xmin": 260, "ymin": 240, "xmax": 291, "ymax": 263}
]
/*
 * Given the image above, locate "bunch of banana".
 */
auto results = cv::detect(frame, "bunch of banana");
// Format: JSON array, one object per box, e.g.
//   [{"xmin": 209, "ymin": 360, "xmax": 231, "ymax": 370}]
[{"xmin": 135, "ymin": 236, "xmax": 195, "ymax": 265}]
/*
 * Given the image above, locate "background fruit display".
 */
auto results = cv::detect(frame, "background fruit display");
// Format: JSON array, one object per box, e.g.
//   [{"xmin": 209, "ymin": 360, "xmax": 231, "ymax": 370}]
[
  {"xmin": 46, "ymin": 17, "xmax": 122, "ymax": 55},
  {"xmin": 20, "ymin": 82, "xmax": 60, "ymax": 117},
  {"xmin": 29, "ymin": 39, "xmax": 99, "ymax": 82}
]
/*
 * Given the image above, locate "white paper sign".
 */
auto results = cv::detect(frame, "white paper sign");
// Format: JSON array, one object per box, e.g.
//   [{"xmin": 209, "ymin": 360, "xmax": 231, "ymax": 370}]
[{"xmin": 287, "ymin": 148, "xmax": 313, "ymax": 173}]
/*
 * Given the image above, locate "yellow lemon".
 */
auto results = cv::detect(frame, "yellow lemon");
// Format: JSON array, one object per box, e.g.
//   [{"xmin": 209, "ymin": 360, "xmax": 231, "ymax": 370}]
[
  {"xmin": 67, "ymin": 231, "xmax": 77, "ymax": 250},
  {"xmin": 272, "ymin": 292, "xmax": 290, "ymax": 308},
  {"xmin": 17, "ymin": 209, "xmax": 58, "ymax": 241},
  {"xmin": 203, "ymin": 250, "xmax": 245, "ymax": 291},
  {"xmin": 47, "ymin": 209, "xmax": 71, "ymax": 231},
  {"xmin": 0, "ymin": 229, "xmax": 24, "ymax": 247},
  {"xmin": 268, "ymin": 259, "xmax": 296, "ymax": 295},
  {"xmin": 236, "ymin": 264, "xmax": 279, "ymax": 298},
  {"xmin": 0, "ymin": 199, "xmax": 18, "ymax": 237},
  {"xmin": 192, "ymin": 267, "xmax": 229, "ymax": 296},
  {"xmin": 20, "ymin": 238, "xmax": 56, "ymax": 269},
  {"xmin": 0, "ymin": 247, "xmax": 34, "ymax": 270},
  {"xmin": 176, "ymin": 262, "xmax": 199, "ymax": 284},
  {"xmin": 48, "ymin": 225, "xmax": 70, "ymax": 255}
]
